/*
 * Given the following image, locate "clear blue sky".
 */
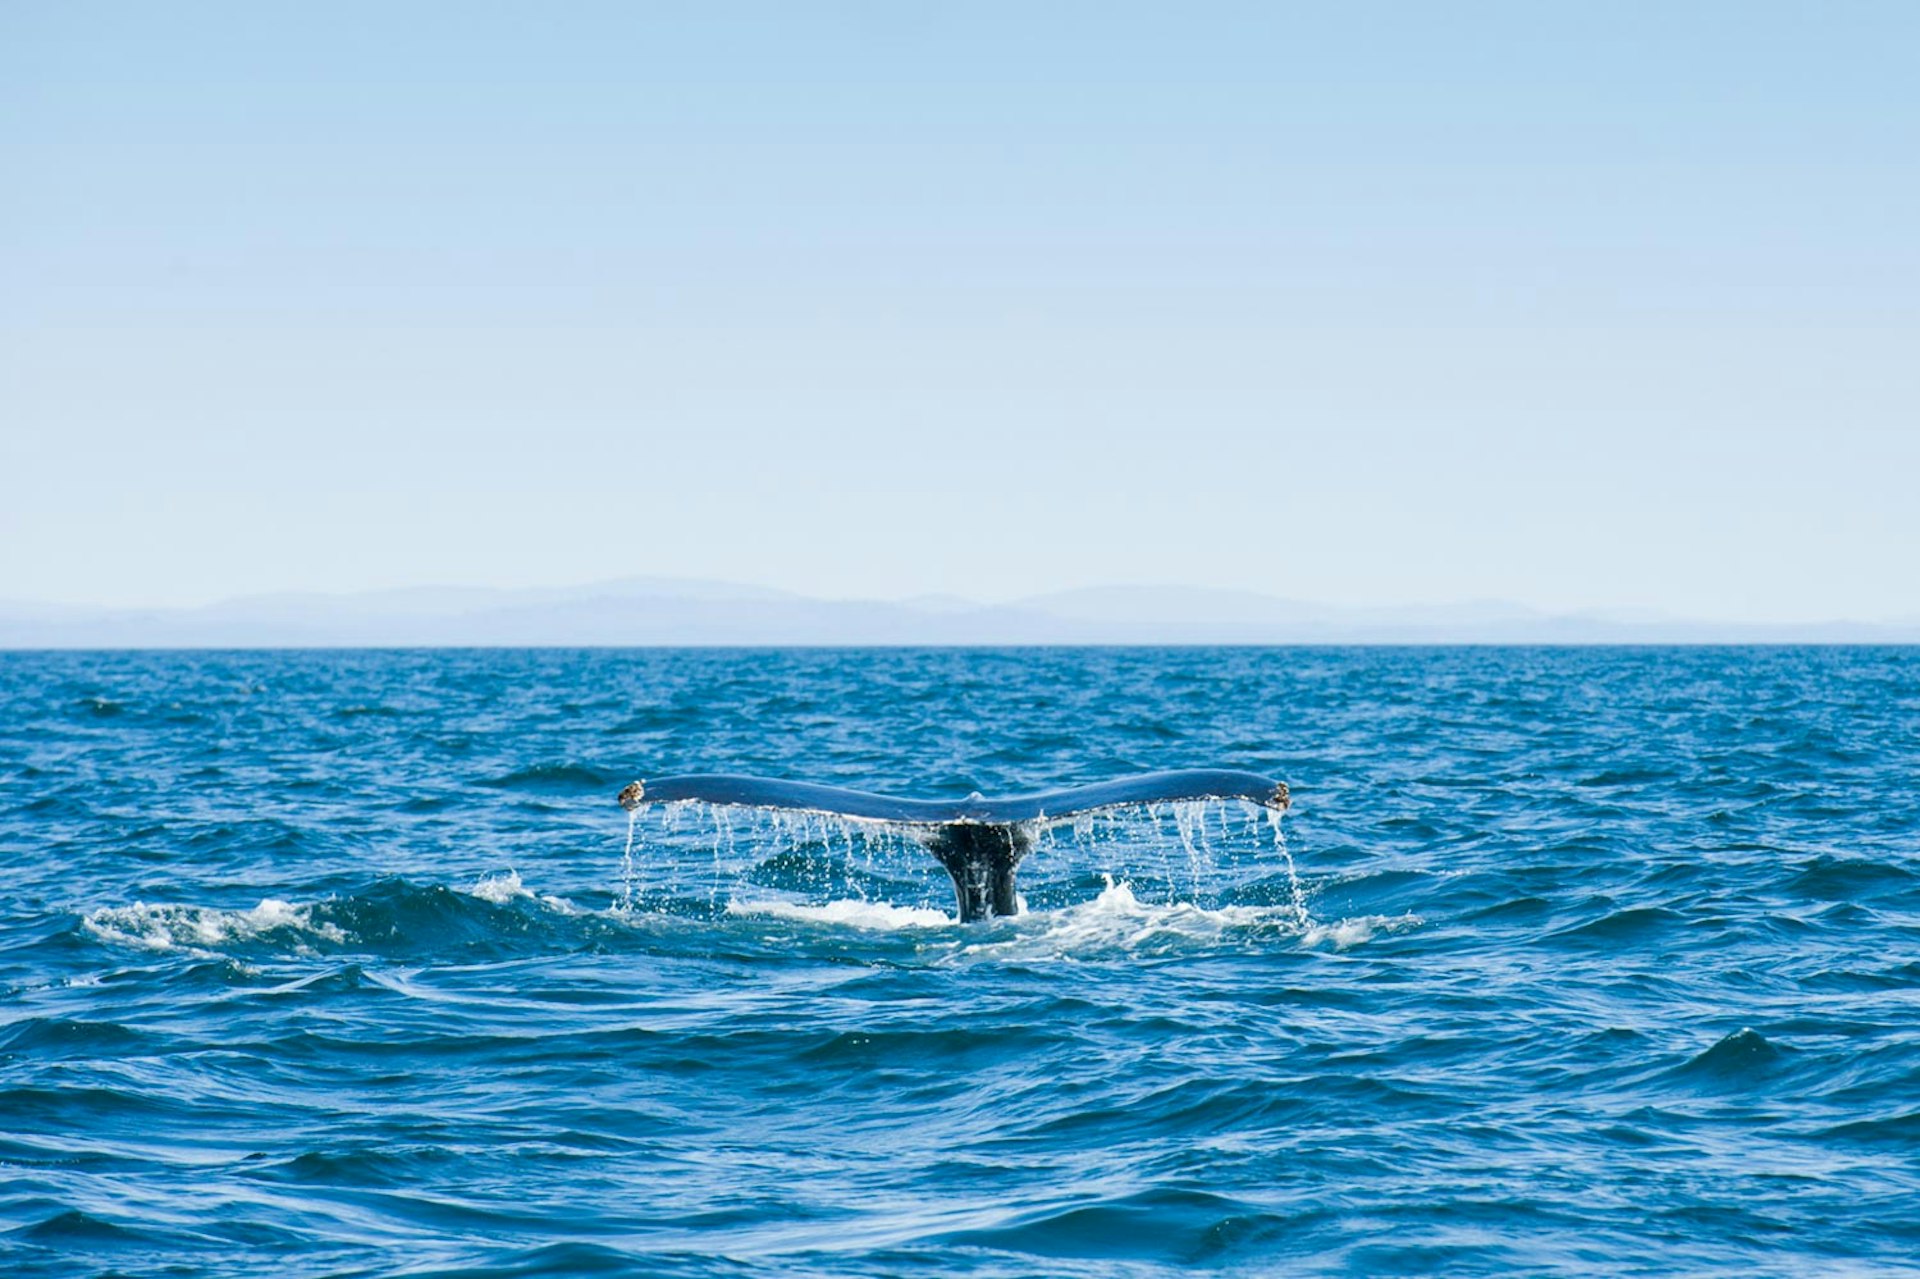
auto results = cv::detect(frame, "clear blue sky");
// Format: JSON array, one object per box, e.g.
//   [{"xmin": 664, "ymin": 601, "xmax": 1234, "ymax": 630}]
[{"xmin": 4, "ymin": 2, "xmax": 1916, "ymax": 621}]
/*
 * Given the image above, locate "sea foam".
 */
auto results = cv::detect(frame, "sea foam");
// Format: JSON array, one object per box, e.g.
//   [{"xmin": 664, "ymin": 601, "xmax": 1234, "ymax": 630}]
[{"xmin": 82, "ymin": 898, "xmax": 348, "ymax": 954}]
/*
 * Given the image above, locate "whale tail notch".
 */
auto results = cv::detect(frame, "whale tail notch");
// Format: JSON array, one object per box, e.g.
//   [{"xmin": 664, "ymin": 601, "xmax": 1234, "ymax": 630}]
[{"xmin": 616, "ymin": 769, "xmax": 1288, "ymax": 922}]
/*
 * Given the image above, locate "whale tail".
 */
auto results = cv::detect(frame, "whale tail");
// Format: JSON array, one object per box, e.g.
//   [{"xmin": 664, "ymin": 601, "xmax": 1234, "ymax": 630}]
[{"xmin": 616, "ymin": 769, "xmax": 1288, "ymax": 922}]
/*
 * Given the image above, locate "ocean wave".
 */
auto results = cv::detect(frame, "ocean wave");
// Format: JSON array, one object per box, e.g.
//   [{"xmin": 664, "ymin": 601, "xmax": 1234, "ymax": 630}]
[
  {"xmin": 13, "ymin": 1208, "xmax": 152, "ymax": 1245},
  {"xmin": 82, "ymin": 897, "xmax": 349, "ymax": 955},
  {"xmin": 13, "ymin": 647, "xmax": 1920, "ymax": 1275},
  {"xmin": 474, "ymin": 762, "xmax": 616, "ymax": 793},
  {"xmin": 930, "ymin": 1186, "xmax": 1287, "ymax": 1263},
  {"xmin": 1666, "ymin": 1027, "xmax": 1791, "ymax": 1088},
  {"xmin": 76, "ymin": 874, "xmax": 1405, "ymax": 964},
  {"xmin": 955, "ymin": 879, "xmax": 1417, "ymax": 961},
  {"xmin": 726, "ymin": 878, "xmax": 1420, "ymax": 956},
  {"xmin": 727, "ymin": 897, "xmax": 955, "ymax": 930},
  {"xmin": 467, "ymin": 868, "xmax": 579, "ymax": 910},
  {"xmin": 79, "ymin": 875, "xmax": 585, "ymax": 960},
  {"xmin": 0, "ymin": 1017, "xmax": 156, "ymax": 1060}
]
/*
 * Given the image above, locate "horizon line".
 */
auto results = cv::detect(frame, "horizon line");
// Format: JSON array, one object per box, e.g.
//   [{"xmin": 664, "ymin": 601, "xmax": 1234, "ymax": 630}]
[{"xmin": 4, "ymin": 575, "xmax": 1917, "ymax": 631}]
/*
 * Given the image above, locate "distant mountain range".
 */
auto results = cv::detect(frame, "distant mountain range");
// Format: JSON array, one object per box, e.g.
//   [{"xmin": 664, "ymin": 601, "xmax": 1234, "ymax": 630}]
[{"xmin": 2, "ymin": 578, "xmax": 1916, "ymax": 647}]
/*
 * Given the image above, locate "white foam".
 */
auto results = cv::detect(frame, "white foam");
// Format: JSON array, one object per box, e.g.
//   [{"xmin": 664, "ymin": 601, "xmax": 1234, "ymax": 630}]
[
  {"xmin": 468, "ymin": 869, "xmax": 580, "ymax": 914},
  {"xmin": 79, "ymin": 871, "xmax": 1413, "ymax": 961},
  {"xmin": 726, "ymin": 897, "xmax": 955, "ymax": 930},
  {"xmin": 82, "ymin": 899, "xmax": 348, "ymax": 955},
  {"xmin": 469, "ymin": 869, "xmax": 531, "ymax": 904},
  {"xmin": 82, "ymin": 872, "xmax": 589, "ymax": 958},
  {"xmin": 945, "ymin": 878, "xmax": 1419, "ymax": 962},
  {"xmin": 1302, "ymin": 913, "xmax": 1422, "ymax": 949}
]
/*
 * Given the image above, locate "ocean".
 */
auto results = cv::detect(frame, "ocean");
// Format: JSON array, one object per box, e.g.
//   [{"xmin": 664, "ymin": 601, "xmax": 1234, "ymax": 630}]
[{"xmin": 3, "ymin": 646, "xmax": 1917, "ymax": 1276}]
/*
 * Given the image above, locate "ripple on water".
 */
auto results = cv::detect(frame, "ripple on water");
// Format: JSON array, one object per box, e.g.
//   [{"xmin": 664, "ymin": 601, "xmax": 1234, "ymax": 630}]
[{"xmin": 4, "ymin": 646, "xmax": 1920, "ymax": 1277}]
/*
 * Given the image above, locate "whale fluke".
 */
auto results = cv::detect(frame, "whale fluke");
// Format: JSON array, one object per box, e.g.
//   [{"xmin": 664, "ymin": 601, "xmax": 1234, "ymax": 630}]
[{"xmin": 616, "ymin": 769, "xmax": 1288, "ymax": 922}]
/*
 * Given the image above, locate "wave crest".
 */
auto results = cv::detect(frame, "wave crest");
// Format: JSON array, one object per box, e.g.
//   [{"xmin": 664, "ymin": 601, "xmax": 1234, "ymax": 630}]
[
  {"xmin": 727, "ymin": 898, "xmax": 955, "ymax": 929},
  {"xmin": 78, "ymin": 875, "xmax": 1412, "ymax": 963},
  {"xmin": 958, "ymin": 879, "xmax": 1418, "ymax": 961},
  {"xmin": 83, "ymin": 897, "xmax": 348, "ymax": 954}
]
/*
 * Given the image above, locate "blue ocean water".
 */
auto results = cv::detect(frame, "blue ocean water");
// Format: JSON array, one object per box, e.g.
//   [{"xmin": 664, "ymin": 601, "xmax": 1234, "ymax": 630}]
[{"xmin": 3, "ymin": 646, "xmax": 1918, "ymax": 1277}]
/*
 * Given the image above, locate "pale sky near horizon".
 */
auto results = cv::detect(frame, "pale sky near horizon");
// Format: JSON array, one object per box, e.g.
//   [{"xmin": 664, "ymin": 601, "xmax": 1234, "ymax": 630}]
[{"xmin": 4, "ymin": 3, "xmax": 1917, "ymax": 621}]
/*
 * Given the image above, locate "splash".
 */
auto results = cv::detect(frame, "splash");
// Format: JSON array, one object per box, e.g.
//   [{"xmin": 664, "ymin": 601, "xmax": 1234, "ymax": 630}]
[
  {"xmin": 1301, "ymin": 913, "xmax": 1421, "ymax": 949},
  {"xmin": 615, "ymin": 794, "xmax": 1304, "ymax": 924},
  {"xmin": 83, "ymin": 875, "xmax": 590, "ymax": 958},
  {"xmin": 955, "ymin": 877, "xmax": 1300, "ymax": 962},
  {"xmin": 83, "ymin": 898, "xmax": 348, "ymax": 955},
  {"xmin": 469, "ymin": 868, "xmax": 578, "ymax": 909},
  {"xmin": 78, "ymin": 868, "xmax": 1410, "ymax": 964},
  {"xmin": 946, "ymin": 877, "xmax": 1415, "ymax": 962},
  {"xmin": 726, "ymin": 898, "xmax": 954, "ymax": 930}
]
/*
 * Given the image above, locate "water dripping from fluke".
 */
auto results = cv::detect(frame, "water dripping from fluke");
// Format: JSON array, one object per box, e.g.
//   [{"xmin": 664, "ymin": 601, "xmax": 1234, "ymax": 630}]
[
  {"xmin": 618, "ymin": 803, "xmax": 640, "ymax": 912},
  {"xmin": 614, "ymin": 769, "xmax": 1292, "ymax": 923}
]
